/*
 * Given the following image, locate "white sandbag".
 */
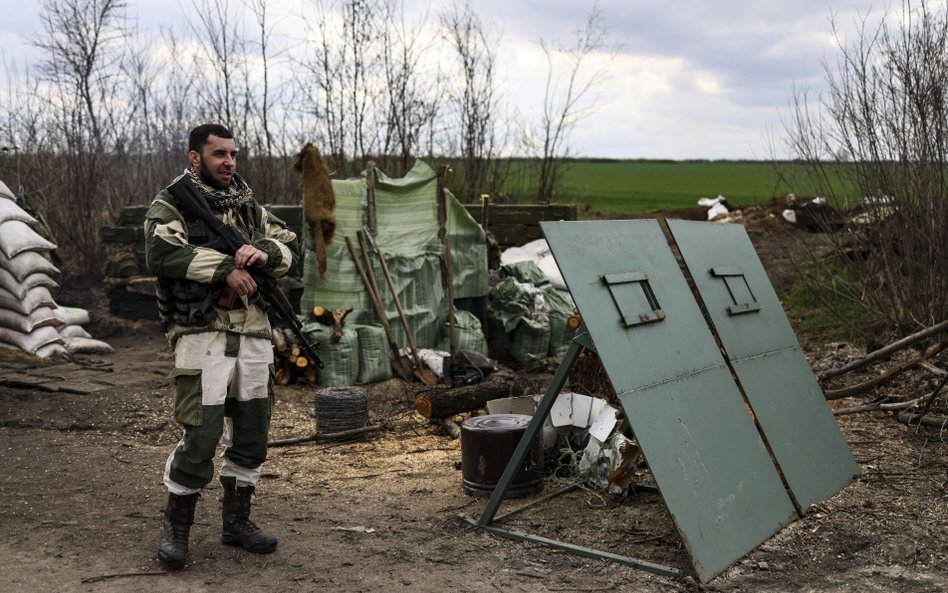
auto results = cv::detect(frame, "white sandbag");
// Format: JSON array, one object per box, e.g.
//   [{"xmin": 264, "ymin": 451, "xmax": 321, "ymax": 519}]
[
  {"xmin": 0, "ymin": 309, "xmax": 33, "ymax": 334},
  {"xmin": 63, "ymin": 336, "xmax": 113, "ymax": 355},
  {"xmin": 0, "ymin": 285, "xmax": 56, "ymax": 315},
  {"xmin": 58, "ymin": 324, "xmax": 92, "ymax": 339},
  {"xmin": 0, "ymin": 249, "xmax": 60, "ymax": 282},
  {"xmin": 0, "ymin": 267, "xmax": 58, "ymax": 299},
  {"xmin": 0, "ymin": 199, "xmax": 37, "ymax": 225},
  {"xmin": 500, "ymin": 238, "xmax": 552, "ymax": 267},
  {"xmin": 0, "ymin": 325, "xmax": 63, "ymax": 354},
  {"xmin": 53, "ymin": 306, "xmax": 91, "ymax": 326},
  {"xmin": 35, "ymin": 342, "xmax": 68, "ymax": 359},
  {"xmin": 536, "ymin": 254, "xmax": 567, "ymax": 291},
  {"xmin": 0, "ymin": 179, "xmax": 13, "ymax": 200},
  {"xmin": 0, "ymin": 306, "xmax": 61, "ymax": 333},
  {"xmin": 0, "ymin": 220, "xmax": 57, "ymax": 259}
]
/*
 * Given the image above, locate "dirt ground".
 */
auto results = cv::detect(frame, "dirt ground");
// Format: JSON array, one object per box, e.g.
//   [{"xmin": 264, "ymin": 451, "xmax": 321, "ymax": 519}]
[{"xmin": 2, "ymin": 226, "xmax": 948, "ymax": 593}]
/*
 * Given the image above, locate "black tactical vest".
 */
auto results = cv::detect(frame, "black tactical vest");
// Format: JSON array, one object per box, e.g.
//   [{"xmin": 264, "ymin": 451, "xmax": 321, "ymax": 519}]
[{"xmin": 155, "ymin": 194, "xmax": 261, "ymax": 331}]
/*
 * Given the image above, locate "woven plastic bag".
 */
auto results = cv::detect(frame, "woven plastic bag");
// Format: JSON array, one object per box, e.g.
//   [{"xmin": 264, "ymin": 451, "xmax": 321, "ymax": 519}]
[
  {"xmin": 354, "ymin": 324, "xmax": 393, "ymax": 384},
  {"xmin": 0, "ymin": 220, "xmax": 57, "ymax": 259},
  {"xmin": 0, "ymin": 250, "xmax": 59, "ymax": 283},
  {"xmin": 302, "ymin": 323, "xmax": 360, "ymax": 387}
]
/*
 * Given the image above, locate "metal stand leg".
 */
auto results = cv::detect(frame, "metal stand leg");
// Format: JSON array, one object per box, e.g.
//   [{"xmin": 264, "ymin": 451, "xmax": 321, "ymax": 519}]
[{"xmin": 477, "ymin": 334, "xmax": 587, "ymax": 526}]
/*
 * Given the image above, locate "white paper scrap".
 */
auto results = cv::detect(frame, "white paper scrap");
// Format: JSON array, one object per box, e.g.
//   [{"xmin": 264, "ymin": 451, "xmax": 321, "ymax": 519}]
[
  {"xmin": 550, "ymin": 393, "xmax": 573, "ymax": 427},
  {"xmin": 570, "ymin": 393, "xmax": 593, "ymax": 428},
  {"xmin": 588, "ymin": 404, "xmax": 619, "ymax": 442}
]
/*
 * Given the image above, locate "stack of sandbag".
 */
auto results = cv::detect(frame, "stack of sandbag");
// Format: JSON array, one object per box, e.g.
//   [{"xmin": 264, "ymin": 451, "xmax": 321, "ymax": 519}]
[
  {"xmin": 54, "ymin": 305, "xmax": 114, "ymax": 355},
  {"xmin": 487, "ymin": 260, "xmax": 576, "ymax": 362},
  {"xmin": 0, "ymin": 179, "xmax": 112, "ymax": 357}
]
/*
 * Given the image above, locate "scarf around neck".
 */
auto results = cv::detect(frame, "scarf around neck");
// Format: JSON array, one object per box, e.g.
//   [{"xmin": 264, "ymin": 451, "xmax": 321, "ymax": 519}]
[{"xmin": 184, "ymin": 166, "xmax": 253, "ymax": 210}]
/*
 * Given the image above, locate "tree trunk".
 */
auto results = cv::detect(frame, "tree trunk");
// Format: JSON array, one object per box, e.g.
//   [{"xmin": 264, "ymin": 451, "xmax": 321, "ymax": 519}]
[{"xmin": 414, "ymin": 371, "xmax": 520, "ymax": 418}]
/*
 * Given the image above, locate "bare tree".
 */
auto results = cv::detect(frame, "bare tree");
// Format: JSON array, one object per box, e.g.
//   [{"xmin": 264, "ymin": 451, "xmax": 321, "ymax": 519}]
[
  {"xmin": 32, "ymin": 0, "xmax": 128, "ymax": 152},
  {"xmin": 187, "ymin": 0, "xmax": 246, "ymax": 129},
  {"xmin": 529, "ymin": 1, "xmax": 613, "ymax": 203},
  {"xmin": 380, "ymin": 0, "xmax": 439, "ymax": 175},
  {"xmin": 440, "ymin": 2, "xmax": 502, "ymax": 202},
  {"xmin": 27, "ymin": 0, "xmax": 130, "ymax": 274},
  {"xmin": 295, "ymin": 0, "xmax": 386, "ymax": 176},
  {"xmin": 783, "ymin": 0, "xmax": 948, "ymax": 332}
]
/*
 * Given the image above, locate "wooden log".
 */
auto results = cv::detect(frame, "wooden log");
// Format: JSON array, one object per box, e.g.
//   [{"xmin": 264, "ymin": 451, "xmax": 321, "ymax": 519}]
[
  {"xmin": 832, "ymin": 397, "xmax": 922, "ymax": 416},
  {"xmin": 431, "ymin": 417, "xmax": 461, "ymax": 439},
  {"xmin": 819, "ymin": 318, "xmax": 948, "ymax": 381},
  {"xmin": 824, "ymin": 341, "xmax": 947, "ymax": 400},
  {"xmin": 896, "ymin": 412, "xmax": 948, "ymax": 429},
  {"xmin": 414, "ymin": 371, "xmax": 519, "ymax": 418},
  {"xmin": 284, "ymin": 328, "xmax": 301, "ymax": 356},
  {"xmin": 919, "ymin": 361, "xmax": 947, "ymax": 378},
  {"xmin": 271, "ymin": 328, "xmax": 288, "ymax": 352}
]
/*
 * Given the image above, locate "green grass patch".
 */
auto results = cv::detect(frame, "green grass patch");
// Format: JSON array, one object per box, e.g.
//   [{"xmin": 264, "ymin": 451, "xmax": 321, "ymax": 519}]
[
  {"xmin": 555, "ymin": 160, "xmax": 790, "ymax": 213},
  {"xmin": 499, "ymin": 159, "xmax": 859, "ymax": 214},
  {"xmin": 781, "ymin": 259, "xmax": 870, "ymax": 346}
]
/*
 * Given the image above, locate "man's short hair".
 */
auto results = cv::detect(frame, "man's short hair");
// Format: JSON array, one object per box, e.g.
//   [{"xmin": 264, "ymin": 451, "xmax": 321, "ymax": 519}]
[{"xmin": 188, "ymin": 124, "xmax": 234, "ymax": 153}]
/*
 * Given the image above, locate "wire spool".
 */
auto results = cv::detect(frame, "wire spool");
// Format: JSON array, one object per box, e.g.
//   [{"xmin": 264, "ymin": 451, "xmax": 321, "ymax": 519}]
[{"xmin": 314, "ymin": 386, "xmax": 369, "ymax": 434}]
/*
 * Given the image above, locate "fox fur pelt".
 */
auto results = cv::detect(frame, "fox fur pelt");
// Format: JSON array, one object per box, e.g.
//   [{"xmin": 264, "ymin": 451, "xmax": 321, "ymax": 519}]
[{"xmin": 294, "ymin": 143, "xmax": 336, "ymax": 277}]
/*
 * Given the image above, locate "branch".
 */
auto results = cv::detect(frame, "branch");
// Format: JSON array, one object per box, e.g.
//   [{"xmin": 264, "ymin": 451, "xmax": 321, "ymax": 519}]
[
  {"xmin": 824, "ymin": 341, "xmax": 947, "ymax": 399},
  {"xmin": 819, "ymin": 319, "xmax": 948, "ymax": 381}
]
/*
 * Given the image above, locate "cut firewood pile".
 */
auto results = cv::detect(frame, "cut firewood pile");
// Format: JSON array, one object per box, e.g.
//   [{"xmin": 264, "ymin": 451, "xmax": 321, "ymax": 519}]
[
  {"xmin": 271, "ymin": 325, "xmax": 319, "ymax": 386},
  {"xmin": 815, "ymin": 319, "xmax": 948, "ymax": 428}
]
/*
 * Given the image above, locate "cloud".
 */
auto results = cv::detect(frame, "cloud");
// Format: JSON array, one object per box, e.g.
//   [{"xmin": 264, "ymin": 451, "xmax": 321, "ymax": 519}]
[{"xmin": 0, "ymin": 0, "xmax": 888, "ymax": 159}]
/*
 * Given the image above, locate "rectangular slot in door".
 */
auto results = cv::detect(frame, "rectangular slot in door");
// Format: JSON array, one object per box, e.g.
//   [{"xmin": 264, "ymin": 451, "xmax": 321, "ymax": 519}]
[{"xmin": 602, "ymin": 272, "xmax": 666, "ymax": 327}]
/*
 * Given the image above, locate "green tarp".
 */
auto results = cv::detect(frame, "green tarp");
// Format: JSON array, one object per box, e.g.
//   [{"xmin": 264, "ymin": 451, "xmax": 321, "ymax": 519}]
[{"xmin": 300, "ymin": 160, "xmax": 487, "ymax": 361}]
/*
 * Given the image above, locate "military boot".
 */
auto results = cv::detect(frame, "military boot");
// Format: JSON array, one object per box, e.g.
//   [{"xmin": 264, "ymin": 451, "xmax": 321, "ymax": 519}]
[
  {"xmin": 157, "ymin": 492, "xmax": 199, "ymax": 568},
  {"xmin": 221, "ymin": 484, "xmax": 278, "ymax": 553}
]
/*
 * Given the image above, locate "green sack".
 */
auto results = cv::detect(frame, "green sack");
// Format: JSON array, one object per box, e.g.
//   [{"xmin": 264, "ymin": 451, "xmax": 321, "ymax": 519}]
[
  {"xmin": 510, "ymin": 317, "xmax": 551, "ymax": 362},
  {"xmin": 354, "ymin": 324, "xmax": 393, "ymax": 384},
  {"xmin": 500, "ymin": 261, "xmax": 549, "ymax": 287},
  {"xmin": 302, "ymin": 323, "xmax": 360, "ymax": 387},
  {"xmin": 544, "ymin": 287, "xmax": 576, "ymax": 357},
  {"xmin": 439, "ymin": 309, "xmax": 488, "ymax": 355}
]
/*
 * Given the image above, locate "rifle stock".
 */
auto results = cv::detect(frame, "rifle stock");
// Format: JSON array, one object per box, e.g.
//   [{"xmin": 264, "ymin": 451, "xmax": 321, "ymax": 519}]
[{"xmin": 166, "ymin": 176, "xmax": 323, "ymax": 369}]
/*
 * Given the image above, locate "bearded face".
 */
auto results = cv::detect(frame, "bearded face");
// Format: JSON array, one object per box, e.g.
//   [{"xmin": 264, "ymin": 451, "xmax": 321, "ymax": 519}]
[{"xmin": 189, "ymin": 134, "xmax": 237, "ymax": 190}]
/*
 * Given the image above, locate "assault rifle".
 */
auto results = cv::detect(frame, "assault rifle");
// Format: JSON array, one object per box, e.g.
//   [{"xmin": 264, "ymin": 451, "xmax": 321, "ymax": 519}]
[{"xmin": 167, "ymin": 175, "xmax": 323, "ymax": 369}]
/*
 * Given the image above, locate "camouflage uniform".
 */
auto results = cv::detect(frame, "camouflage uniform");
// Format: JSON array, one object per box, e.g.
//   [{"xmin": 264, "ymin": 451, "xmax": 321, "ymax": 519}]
[{"xmin": 144, "ymin": 172, "xmax": 298, "ymax": 495}]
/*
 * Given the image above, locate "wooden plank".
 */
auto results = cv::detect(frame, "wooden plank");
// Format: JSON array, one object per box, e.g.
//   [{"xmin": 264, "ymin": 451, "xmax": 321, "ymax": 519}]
[
  {"xmin": 489, "ymin": 224, "xmax": 544, "ymax": 246},
  {"xmin": 119, "ymin": 206, "xmax": 150, "ymax": 226},
  {"xmin": 262, "ymin": 204, "xmax": 303, "ymax": 228},
  {"xmin": 101, "ymin": 226, "xmax": 144, "ymax": 244},
  {"xmin": 463, "ymin": 204, "xmax": 578, "ymax": 225}
]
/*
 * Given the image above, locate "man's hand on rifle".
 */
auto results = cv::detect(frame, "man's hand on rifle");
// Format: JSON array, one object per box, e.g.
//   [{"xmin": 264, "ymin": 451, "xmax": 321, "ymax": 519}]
[
  {"xmin": 226, "ymin": 268, "xmax": 258, "ymax": 297},
  {"xmin": 234, "ymin": 244, "xmax": 268, "ymax": 269}
]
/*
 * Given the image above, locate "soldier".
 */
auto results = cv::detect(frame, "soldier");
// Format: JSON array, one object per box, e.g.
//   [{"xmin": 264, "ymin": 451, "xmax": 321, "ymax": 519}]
[{"xmin": 144, "ymin": 123, "xmax": 298, "ymax": 568}]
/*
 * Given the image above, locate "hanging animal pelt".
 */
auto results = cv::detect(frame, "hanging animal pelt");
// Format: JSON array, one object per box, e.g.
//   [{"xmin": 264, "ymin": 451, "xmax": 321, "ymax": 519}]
[{"xmin": 294, "ymin": 143, "xmax": 337, "ymax": 277}]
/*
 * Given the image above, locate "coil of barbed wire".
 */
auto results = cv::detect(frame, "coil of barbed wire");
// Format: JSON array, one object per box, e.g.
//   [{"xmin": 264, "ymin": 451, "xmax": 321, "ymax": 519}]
[{"xmin": 315, "ymin": 386, "xmax": 369, "ymax": 434}]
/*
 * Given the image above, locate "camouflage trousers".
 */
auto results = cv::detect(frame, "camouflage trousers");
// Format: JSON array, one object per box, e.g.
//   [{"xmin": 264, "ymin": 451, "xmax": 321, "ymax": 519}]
[{"xmin": 163, "ymin": 331, "xmax": 274, "ymax": 495}]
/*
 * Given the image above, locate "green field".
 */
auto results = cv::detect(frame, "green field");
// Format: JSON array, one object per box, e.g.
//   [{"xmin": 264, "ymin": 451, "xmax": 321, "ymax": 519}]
[
  {"xmin": 503, "ymin": 160, "xmax": 846, "ymax": 214},
  {"xmin": 555, "ymin": 160, "xmax": 795, "ymax": 213}
]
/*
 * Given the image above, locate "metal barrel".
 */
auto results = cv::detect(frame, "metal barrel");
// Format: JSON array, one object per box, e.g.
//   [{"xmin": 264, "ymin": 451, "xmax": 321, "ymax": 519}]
[{"xmin": 460, "ymin": 414, "xmax": 543, "ymax": 499}]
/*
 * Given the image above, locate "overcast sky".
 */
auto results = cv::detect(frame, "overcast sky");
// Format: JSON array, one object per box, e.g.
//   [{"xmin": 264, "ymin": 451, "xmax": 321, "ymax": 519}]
[{"xmin": 0, "ymin": 0, "xmax": 883, "ymax": 159}]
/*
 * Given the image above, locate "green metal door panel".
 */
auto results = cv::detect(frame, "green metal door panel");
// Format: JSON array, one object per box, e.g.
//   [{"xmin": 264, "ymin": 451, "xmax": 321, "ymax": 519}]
[
  {"xmin": 666, "ymin": 219, "xmax": 857, "ymax": 509},
  {"xmin": 665, "ymin": 219, "xmax": 801, "ymax": 357},
  {"xmin": 732, "ymin": 353, "xmax": 859, "ymax": 508},
  {"xmin": 621, "ymin": 368, "xmax": 798, "ymax": 581},
  {"xmin": 540, "ymin": 220, "xmax": 730, "ymax": 379},
  {"xmin": 541, "ymin": 220, "xmax": 797, "ymax": 582}
]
